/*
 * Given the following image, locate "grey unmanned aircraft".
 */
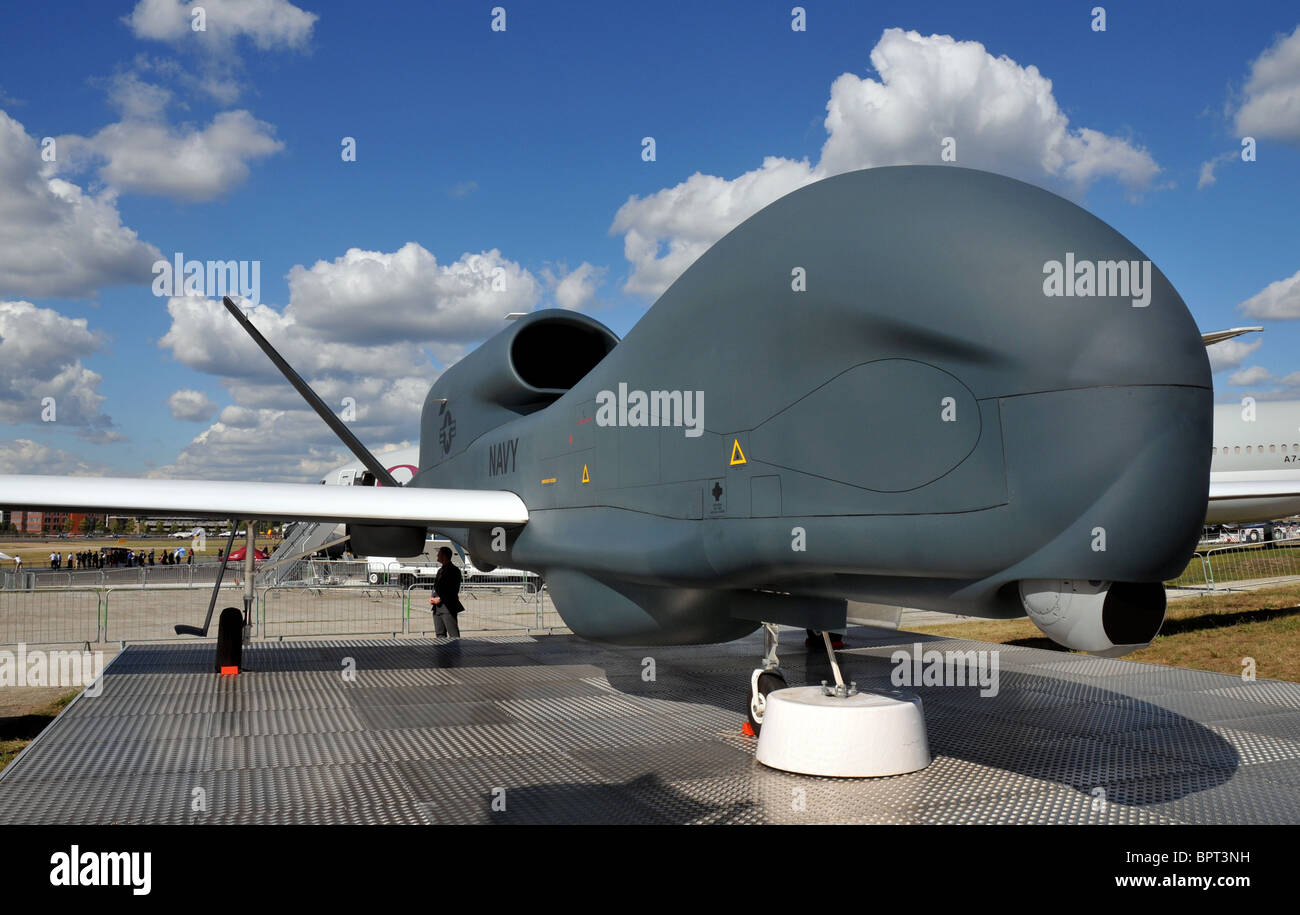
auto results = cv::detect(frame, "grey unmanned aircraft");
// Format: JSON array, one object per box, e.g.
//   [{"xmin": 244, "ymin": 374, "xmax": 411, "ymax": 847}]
[{"xmin": 0, "ymin": 166, "xmax": 1250, "ymax": 725}]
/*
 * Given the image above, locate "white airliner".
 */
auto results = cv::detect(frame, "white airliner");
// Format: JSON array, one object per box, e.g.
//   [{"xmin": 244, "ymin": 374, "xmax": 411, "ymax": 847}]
[
  {"xmin": 1207, "ymin": 396, "xmax": 1300, "ymax": 523},
  {"xmin": 321, "ymin": 449, "xmax": 419, "ymax": 487}
]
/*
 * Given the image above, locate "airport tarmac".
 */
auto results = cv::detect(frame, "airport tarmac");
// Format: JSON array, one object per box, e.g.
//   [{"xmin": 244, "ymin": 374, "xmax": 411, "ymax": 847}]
[{"xmin": 2, "ymin": 625, "xmax": 1299, "ymax": 824}]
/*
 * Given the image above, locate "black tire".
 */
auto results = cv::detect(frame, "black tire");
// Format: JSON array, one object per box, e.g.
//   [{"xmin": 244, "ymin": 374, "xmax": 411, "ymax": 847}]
[
  {"xmin": 368, "ymin": 572, "xmax": 380, "ymax": 584},
  {"xmin": 747, "ymin": 671, "xmax": 787, "ymax": 734}
]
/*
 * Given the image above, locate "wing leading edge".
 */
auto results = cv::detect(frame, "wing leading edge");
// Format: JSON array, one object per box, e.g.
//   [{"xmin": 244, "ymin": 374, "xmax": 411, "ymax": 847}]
[
  {"xmin": 0, "ymin": 475, "xmax": 528, "ymax": 527},
  {"xmin": 1201, "ymin": 327, "xmax": 1263, "ymax": 346}
]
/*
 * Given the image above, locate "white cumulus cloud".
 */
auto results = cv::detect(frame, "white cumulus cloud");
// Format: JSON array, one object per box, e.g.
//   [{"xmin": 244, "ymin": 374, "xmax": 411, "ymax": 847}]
[
  {"xmin": 125, "ymin": 0, "xmax": 317, "ymax": 50},
  {"xmin": 1234, "ymin": 25, "xmax": 1300, "ymax": 144},
  {"xmin": 547, "ymin": 262, "xmax": 606, "ymax": 311},
  {"xmin": 125, "ymin": 0, "xmax": 318, "ymax": 103},
  {"xmin": 168, "ymin": 388, "xmax": 217, "ymax": 421},
  {"xmin": 1197, "ymin": 150, "xmax": 1239, "ymax": 189},
  {"xmin": 0, "ymin": 439, "xmax": 112, "ymax": 476},
  {"xmin": 1207, "ymin": 336, "xmax": 1264, "ymax": 374},
  {"xmin": 611, "ymin": 157, "xmax": 815, "ymax": 298},
  {"xmin": 152, "ymin": 239, "xmax": 605, "ymax": 479},
  {"xmin": 0, "ymin": 111, "xmax": 160, "ymax": 299},
  {"xmin": 612, "ymin": 28, "xmax": 1162, "ymax": 298},
  {"xmin": 1238, "ymin": 269, "xmax": 1300, "ymax": 319},
  {"xmin": 286, "ymin": 243, "xmax": 541, "ymax": 345},
  {"xmin": 55, "ymin": 109, "xmax": 283, "ymax": 202},
  {"xmin": 0, "ymin": 300, "xmax": 121, "ymax": 440},
  {"xmin": 147, "ymin": 409, "xmax": 381, "ymax": 482},
  {"xmin": 1228, "ymin": 365, "xmax": 1273, "ymax": 386}
]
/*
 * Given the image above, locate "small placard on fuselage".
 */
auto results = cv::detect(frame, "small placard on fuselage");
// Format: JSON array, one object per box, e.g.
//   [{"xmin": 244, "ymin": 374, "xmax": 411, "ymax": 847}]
[{"xmin": 708, "ymin": 478, "xmax": 726, "ymax": 515}]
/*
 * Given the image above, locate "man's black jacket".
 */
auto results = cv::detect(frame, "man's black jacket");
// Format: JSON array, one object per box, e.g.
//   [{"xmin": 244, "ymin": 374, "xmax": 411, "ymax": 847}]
[{"xmin": 434, "ymin": 562, "xmax": 465, "ymax": 614}]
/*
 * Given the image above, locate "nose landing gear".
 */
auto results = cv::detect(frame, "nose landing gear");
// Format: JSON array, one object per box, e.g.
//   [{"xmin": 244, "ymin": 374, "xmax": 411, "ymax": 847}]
[
  {"xmin": 746, "ymin": 623, "xmax": 787, "ymax": 734},
  {"xmin": 748, "ymin": 625, "xmax": 933, "ymax": 777}
]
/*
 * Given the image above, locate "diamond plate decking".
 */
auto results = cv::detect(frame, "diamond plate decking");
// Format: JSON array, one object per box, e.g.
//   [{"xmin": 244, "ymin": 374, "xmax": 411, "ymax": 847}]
[{"xmin": 2, "ymin": 626, "xmax": 1299, "ymax": 824}]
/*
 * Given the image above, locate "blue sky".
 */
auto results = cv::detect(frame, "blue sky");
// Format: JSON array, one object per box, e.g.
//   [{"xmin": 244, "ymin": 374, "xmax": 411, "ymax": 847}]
[{"xmin": 1, "ymin": 0, "xmax": 1298, "ymax": 480}]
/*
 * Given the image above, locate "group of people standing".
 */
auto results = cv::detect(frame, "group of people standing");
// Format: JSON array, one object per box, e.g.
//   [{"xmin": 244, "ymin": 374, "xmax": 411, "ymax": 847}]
[
  {"xmin": 109, "ymin": 549, "xmax": 191, "ymax": 567},
  {"xmin": 50, "ymin": 550, "xmax": 107, "ymax": 570},
  {"xmin": 44, "ymin": 548, "xmax": 193, "ymax": 570}
]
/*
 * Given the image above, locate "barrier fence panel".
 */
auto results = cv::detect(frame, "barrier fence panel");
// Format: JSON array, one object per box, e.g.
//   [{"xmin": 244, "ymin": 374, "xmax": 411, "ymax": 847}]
[
  {"xmin": 0, "ymin": 588, "xmax": 102, "ymax": 645},
  {"xmin": 1166, "ymin": 553, "xmax": 1210, "ymax": 589},
  {"xmin": 102, "ymin": 585, "xmax": 246, "ymax": 642},
  {"xmin": 406, "ymin": 582, "xmax": 546, "ymax": 634},
  {"xmin": 33, "ymin": 572, "xmax": 73, "ymax": 589},
  {"xmin": 66, "ymin": 570, "xmax": 107, "ymax": 589},
  {"xmin": 0, "ymin": 576, "xmax": 566, "ymax": 645},
  {"xmin": 1204, "ymin": 541, "xmax": 1300, "ymax": 587},
  {"xmin": 300, "ymin": 560, "xmax": 371, "ymax": 588},
  {"xmin": 534, "ymin": 588, "xmax": 563, "ymax": 631},
  {"xmin": 261, "ymin": 586, "xmax": 405, "ymax": 638},
  {"xmin": 139, "ymin": 565, "xmax": 194, "ymax": 588}
]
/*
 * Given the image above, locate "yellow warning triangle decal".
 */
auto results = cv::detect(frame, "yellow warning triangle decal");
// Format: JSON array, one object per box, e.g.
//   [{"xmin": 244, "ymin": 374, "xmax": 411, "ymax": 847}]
[
  {"xmin": 581, "ymin": 464, "xmax": 590, "ymax": 484},
  {"xmin": 729, "ymin": 439, "xmax": 747, "ymax": 466}
]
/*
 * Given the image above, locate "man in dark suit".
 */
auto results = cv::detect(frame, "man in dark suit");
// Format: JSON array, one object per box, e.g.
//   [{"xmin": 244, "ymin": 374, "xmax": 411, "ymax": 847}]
[{"xmin": 429, "ymin": 546, "xmax": 465, "ymax": 638}]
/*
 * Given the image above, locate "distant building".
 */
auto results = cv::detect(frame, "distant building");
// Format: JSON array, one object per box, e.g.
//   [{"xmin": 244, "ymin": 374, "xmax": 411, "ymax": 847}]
[
  {"xmin": 69, "ymin": 513, "xmax": 106, "ymax": 533},
  {"xmin": 9, "ymin": 511, "xmax": 55, "ymax": 535},
  {"xmin": 0, "ymin": 511, "xmax": 104, "ymax": 536}
]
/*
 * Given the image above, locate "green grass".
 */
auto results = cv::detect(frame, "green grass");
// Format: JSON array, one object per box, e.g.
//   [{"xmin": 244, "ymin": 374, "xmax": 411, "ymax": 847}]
[
  {"xmin": 0, "ymin": 690, "xmax": 78, "ymax": 772},
  {"xmin": 911, "ymin": 582, "xmax": 1300, "ymax": 682}
]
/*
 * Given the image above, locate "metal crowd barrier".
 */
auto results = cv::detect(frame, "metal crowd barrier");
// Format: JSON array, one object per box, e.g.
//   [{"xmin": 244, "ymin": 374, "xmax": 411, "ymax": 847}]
[
  {"xmin": 28, "ymin": 539, "xmax": 1300, "ymax": 644},
  {"xmin": 299, "ymin": 559, "xmax": 371, "ymax": 588},
  {"xmin": 260, "ymin": 585, "xmax": 406, "ymax": 639},
  {"xmin": 101, "ymin": 585, "xmax": 241, "ymax": 643},
  {"xmin": 0, "ymin": 569, "xmax": 558, "ymax": 646},
  {"xmin": 67, "ymin": 570, "xmax": 109, "ymax": 588},
  {"xmin": 0, "ymin": 588, "xmax": 103, "ymax": 646},
  {"xmin": 404, "ymin": 581, "xmax": 548, "ymax": 635},
  {"xmin": 1201, "ymin": 540, "xmax": 1300, "ymax": 589},
  {"xmin": 2, "ymin": 564, "xmax": 238, "ymax": 592},
  {"xmin": 1166, "ymin": 553, "xmax": 1211, "ymax": 589}
]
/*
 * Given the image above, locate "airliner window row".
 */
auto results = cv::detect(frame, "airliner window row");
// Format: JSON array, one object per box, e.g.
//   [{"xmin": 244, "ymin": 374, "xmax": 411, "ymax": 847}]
[{"xmin": 1211, "ymin": 443, "xmax": 1300, "ymax": 454}]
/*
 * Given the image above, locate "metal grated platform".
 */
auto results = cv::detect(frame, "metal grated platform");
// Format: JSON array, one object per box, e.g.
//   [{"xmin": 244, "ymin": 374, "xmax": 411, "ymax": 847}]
[{"xmin": 3, "ymin": 627, "xmax": 1300, "ymax": 824}]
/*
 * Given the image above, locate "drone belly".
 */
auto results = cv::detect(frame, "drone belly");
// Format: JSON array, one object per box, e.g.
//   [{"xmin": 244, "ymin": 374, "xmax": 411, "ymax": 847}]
[{"xmin": 543, "ymin": 569, "xmax": 762, "ymax": 645}]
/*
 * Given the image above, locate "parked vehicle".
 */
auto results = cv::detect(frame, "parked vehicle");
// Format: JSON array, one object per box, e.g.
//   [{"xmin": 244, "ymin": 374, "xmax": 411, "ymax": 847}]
[
  {"xmin": 462, "ymin": 558, "xmax": 543, "ymax": 592},
  {"xmin": 365, "ymin": 554, "xmax": 439, "ymax": 587},
  {"xmin": 1240, "ymin": 522, "xmax": 1276, "ymax": 543},
  {"xmin": 364, "ymin": 545, "xmax": 541, "ymax": 591}
]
